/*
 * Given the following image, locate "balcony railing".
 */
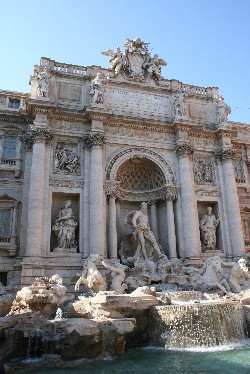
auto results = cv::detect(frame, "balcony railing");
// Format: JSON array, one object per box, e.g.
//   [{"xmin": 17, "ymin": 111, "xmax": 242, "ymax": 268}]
[
  {"xmin": 0, "ymin": 235, "xmax": 10, "ymax": 243},
  {"xmin": 0, "ymin": 158, "xmax": 16, "ymax": 166}
]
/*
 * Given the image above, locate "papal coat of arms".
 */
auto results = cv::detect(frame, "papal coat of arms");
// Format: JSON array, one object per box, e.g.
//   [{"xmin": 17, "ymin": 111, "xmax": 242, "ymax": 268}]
[{"xmin": 102, "ymin": 36, "xmax": 167, "ymax": 83}]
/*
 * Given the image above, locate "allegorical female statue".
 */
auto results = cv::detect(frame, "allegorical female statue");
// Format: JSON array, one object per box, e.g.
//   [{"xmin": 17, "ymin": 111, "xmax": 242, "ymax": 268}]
[{"xmin": 52, "ymin": 200, "xmax": 78, "ymax": 251}]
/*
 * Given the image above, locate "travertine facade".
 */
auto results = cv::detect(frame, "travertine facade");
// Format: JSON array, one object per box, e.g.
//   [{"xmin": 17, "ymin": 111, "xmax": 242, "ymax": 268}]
[{"xmin": 1, "ymin": 37, "xmax": 250, "ymax": 289}]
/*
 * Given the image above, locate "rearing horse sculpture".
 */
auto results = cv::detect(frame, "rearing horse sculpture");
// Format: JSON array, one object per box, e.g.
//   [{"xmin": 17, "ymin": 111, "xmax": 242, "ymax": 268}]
[{"xmin": 198, "ymin": 256, "xmax": 230, "ymax": 294}]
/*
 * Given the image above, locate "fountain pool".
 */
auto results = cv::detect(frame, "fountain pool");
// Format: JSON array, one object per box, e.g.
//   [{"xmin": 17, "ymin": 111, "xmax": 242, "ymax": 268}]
[{"xmin": 8, "ymin": 344, "xmax": 250, "ymax": 374}]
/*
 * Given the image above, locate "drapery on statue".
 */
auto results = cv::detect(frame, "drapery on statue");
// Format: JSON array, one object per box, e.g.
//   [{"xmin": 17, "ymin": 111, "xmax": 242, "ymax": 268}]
[
  {"xmin": 173, "ymin": 93, "xmax": 188, "ymax": 117},
  {"xmin": 52, "ymin": 200, "xmax": 78, "ymax": 250},
  {"xmin": 125, "ymin": 202, "xmax": 163, "ymax": 260},
  {"xmin": 89, "ymin": 73, "xmax": 105, "ymax": 104},
  {"xmin": 102, "ymin": 260, "xmax": 127, "ymax": 294},
  {"xmin": 75, "ymin": 255, "xmax": 107, "ymax": 293},
  {"xmin": 200, "ymin": 207, "xmax": 220, "ymax": 250},
  {"xmin": 36, "ymin": 68, "xmax": 50, "ymax": 97}
]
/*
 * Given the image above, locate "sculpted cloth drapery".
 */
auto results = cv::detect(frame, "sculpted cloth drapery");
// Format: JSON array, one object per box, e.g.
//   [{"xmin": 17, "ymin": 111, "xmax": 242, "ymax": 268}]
[
  {"xmin": 200, "ymin": 207, "xmax": 220, "ymax": 250},
  {"xmin": 52, "ymin": 200, "xmax": 78, "ymax": 250}
]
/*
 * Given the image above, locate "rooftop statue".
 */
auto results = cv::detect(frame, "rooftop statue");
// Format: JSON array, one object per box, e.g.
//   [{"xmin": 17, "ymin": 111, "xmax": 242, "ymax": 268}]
[{"xmin": 102, "ymin": 36, "xmax": 167, "ymax": 83}]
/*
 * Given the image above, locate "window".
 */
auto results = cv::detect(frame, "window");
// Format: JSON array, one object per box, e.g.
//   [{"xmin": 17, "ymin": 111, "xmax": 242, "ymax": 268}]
[
  {"xmin": 8, "ymin": 99, "xmax": 20, "ymax": 109},
  {"xmin": 3, "ymin": 137, "xmax": 16, "ymax": 159},
  {"xmin": 0, "ymin": 272, "xmax": 7, "ymax": 286},
  {"xmin": 0, "ymin": 209, "xmax": 11, "ymax": 235}
]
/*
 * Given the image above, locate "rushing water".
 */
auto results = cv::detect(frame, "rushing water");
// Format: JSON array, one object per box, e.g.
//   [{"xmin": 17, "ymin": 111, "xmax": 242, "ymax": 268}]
[{"xmin": 8, "ymin": 344, "xmax": 250, "ymax": 374}]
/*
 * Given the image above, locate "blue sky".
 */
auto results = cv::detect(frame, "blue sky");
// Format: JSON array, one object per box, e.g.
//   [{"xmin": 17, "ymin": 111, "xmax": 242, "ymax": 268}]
[{"xmin": 0, "ymin": 0, "xmax": 250, "ymax": 123}]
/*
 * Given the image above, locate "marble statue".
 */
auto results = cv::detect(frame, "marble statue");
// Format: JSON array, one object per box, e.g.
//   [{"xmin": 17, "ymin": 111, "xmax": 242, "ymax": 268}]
[
  {"xmin": 89, "ymin": 73, "xmax": 105, "ymax": 104},
  {"xmin": 126, "ymin": 202, "xmax": 163, "ymax": 261},
  {"xmin": 200, "ymin": 207, "xmax": 220, "ymax": 250},
  {"xmin": 54, "ymin": 143, "xmax": 80, "ymax": 174},
  {"xmin": 75, "ymin": 255, "xmax": 107, "ymax": 293},
  {"xmin": 217, "ymin": 100, "xmax": 231, "ymax": 123},
  {"xmin": 102, "ymin": 36, "xmax": 166, "ymax": 82},
  {"xmin": 36, "ymin": 68, "xmax": 50, "ymax": 97},
  {"xmin": 173, "ymin": 93, "xmax": 188, "ymax": 117},
  {"xmin": 52, "ymin": 200, "xmax": 78, "ymax": 251},
  {"xmin": 198, "ymin": 256, "xmax": 231, "ymax": 294},
  {"xmin": 102, "ymin": 47, "xmax": 123, "ymax": 76},
  {"xmin": 102, "ymin": 260, "xmax": 127, "ymax": 294},
  {"xmin": 222, "ymin": 258, "xmax": 250, "ymax": 293}
]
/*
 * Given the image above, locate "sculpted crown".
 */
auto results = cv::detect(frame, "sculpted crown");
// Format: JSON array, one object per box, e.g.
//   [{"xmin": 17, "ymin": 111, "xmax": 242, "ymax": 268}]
[{"xmin": 102, "ymin": 36, "xmax": 167, "ymax": 83}]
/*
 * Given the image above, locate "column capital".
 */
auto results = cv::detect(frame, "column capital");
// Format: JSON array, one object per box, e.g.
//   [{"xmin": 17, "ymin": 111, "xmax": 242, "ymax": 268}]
[
  {"xmin": 175, "ymin": 143, "xmax": 194, "ymax": 160},
  {"xmin": 83, "ymin": 132, "xmax": 106, "ymax": 149},
  {"xmin": 104, "ymin": 180, "xmax": 120, "ymax": 198},
  {"xmin": 215, "ymin": 148, "xmax": 235, "ymax": 163},
  {"xmin": 165, "ymin": 191, "xmax": 177, "ymax": 202},
  {"xmin": 24, "ymin": 128, "xmax": 53, "ymax": 150}
]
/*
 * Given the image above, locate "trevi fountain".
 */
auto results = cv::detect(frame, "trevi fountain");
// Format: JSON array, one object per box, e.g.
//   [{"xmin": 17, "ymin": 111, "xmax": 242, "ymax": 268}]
[{"xmin": 1, "ymin": 37, "xmax": 250, "ymax": 372}]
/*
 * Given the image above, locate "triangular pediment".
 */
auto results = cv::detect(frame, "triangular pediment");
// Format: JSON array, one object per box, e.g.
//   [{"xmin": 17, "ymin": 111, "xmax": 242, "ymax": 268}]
[{"xmin": 0, "ymin": 193, "xmax": 18, "ymax": 202}]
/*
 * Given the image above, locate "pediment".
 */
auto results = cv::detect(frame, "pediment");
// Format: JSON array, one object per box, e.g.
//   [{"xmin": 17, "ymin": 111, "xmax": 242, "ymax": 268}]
[{"xmin": 0, "ymin": 193, "xmax": 19, "ymax": 202}]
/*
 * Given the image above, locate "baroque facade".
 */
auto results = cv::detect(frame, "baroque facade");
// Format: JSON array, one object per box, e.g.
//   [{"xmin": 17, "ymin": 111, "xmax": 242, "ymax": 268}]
[{"xmin": 0, "ymin": 36, "xmax": 250, "ymax": 289}]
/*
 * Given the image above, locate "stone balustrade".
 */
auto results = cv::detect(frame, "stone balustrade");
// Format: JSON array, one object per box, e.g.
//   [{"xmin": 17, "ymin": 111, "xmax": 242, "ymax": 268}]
[{"xmin": 54, "ymin": 63, "xmax": 87, "ymax": 75}]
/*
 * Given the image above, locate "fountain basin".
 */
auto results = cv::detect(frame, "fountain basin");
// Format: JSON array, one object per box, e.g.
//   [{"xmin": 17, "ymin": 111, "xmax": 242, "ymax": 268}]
[{"xmin": 149, "ymin": 302, "xmax": 247, "ymax": 349}]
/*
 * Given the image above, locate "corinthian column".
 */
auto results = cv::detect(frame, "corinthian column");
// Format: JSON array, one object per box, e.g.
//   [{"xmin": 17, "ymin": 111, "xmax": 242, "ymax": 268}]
[
  {"xmin": 84, "ymin": 133, "xmax": 105, "ymax": 256},
  {"xmin": 150, "ymin": 200, "xmax": 159, "ymax": 241},
  {"xmin": 25, "ymin": 128, "xmax": 53, "ymax": 257},
  {"xmin": 165, "ymin": 192, "xmax": 177, "ymax": 260},
  {"xmin": 216, "ymin": 148, "xmax": 245, "ymax": 258},
  {"xmin": 175, "ymin": 143, "xmax": 201, "ymax": 260}
]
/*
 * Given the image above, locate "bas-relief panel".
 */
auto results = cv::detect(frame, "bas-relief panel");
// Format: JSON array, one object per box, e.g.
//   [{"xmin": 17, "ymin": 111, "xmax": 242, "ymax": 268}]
[
  {"xmin": 104, "ymin": 87, "xmax": 172, "ymax": 120},
  {"xmin": 190, "ymin": 136, "xmax": 217, "ymax": 148},
  {"xmin": 105, "ymin": 125, "xmax": 175, "ymax": 143}
]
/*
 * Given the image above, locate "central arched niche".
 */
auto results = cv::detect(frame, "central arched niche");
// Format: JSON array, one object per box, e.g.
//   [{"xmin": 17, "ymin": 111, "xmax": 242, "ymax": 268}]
[
  {"xmin": 116, "ymin": 157, "xmax": 166, "ymax": 191},
  {"xmin": 115, "ymin": 156, "xmax": 168, "ymax": 254}
]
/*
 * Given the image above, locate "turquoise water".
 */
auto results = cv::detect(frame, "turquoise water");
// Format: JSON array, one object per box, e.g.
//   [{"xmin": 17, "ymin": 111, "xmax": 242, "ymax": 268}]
[{"xmin": 9, "ymin": 345, "xmax": 250, "ymax": 374}]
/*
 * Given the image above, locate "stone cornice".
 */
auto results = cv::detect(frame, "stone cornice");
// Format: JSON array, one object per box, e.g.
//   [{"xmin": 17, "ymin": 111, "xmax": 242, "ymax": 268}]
[{"xmin": 215, "ymin": 127, "xmax": 237, "ymax": 139}]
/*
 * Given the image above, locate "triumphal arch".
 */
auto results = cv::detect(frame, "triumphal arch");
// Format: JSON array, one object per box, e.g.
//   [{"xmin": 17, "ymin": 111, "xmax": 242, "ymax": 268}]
[{"xmin": 0, "ymin": 36, "xmax": 250, "ymax": 289}]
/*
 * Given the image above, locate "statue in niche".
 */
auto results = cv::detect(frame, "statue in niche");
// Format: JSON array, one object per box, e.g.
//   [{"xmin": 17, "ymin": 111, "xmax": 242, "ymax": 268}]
[
  {"xmin": 194, "ymin": 159, "xmax": 215, "ymax": 185},
  {"xmin": 173, "ymin": 93, "xmax": 188, "ymax": 117},
  {"xmin": 102, "ymin": 260, "xmax": 127, "ymax": 294},
  {"xmin": 102, "ymin": 47, "xmax": 124, "ymax": 76},
  {"xmin": 217, "ymin": 100, "xmax": 231, "ymax": 123},
  {"xmin": 120, "ymin": 202, "xmax": 170, "ymax": 288},
  {"xmin": 54, "ymin": 143, "xmax": 80, "ymax": 174},
  {"xmin": 128, "ymin": 202, "xmax": 163, "ymax": 261},
  {"xmin": 75, "ymin": 255, "xmax": 107, "ymax": 293},
  {"xmin": 222, "ymin": 258, "xmax": 250, "ymax": 293},
  {"xmin": 89, "ymin": 73, "xmax": 105, "ymax": 105},
  {"xmin": 52, "ymin": 200, "xmax": 78, "ymax": 251},
  {"xmin": 36, "ymin": 68, "xmax": 50, "ymax": 97},
  {"xmin": 200, "ymin": 207, "xmax": 220, "ymax": 250}
]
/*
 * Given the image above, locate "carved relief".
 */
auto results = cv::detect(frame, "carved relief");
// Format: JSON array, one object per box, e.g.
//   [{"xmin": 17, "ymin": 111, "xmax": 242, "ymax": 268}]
[
  {"xmin": 194, "ymin": 159, "xmax": 215, "ymax": 185},
  {"xmin": 106, "ymin": 125, "xmax": 175, "ymax": 142},
  {"xmin": 102, "ymin": 36, "xmax": 166, "ymax": 83},
  {"xmin": 49, "ymin": 179, "xmax": 84, "ymax": 189},
  {"xmin": 54, "ymin": 143, "xmax": 80, "ymax": 174}
]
